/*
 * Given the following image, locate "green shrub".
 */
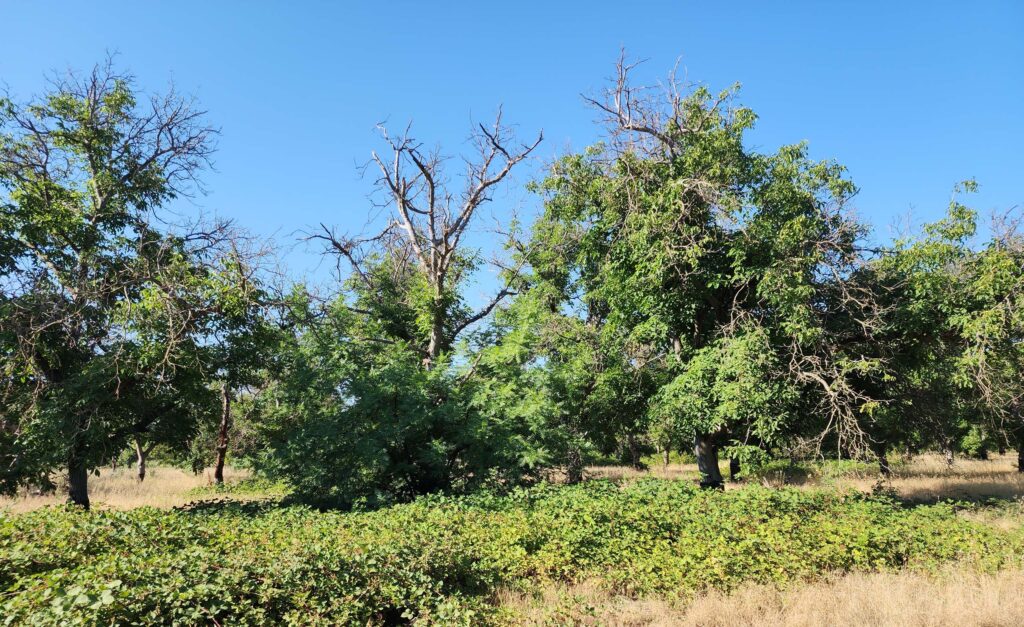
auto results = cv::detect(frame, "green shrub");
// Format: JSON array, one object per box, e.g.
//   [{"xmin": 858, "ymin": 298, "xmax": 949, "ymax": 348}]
[{"xmin": 2, "ymin": 480, "xmax": 1022, "ymax": 625}]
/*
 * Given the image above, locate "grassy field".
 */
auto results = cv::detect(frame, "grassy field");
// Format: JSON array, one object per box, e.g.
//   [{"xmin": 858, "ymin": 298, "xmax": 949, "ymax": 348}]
[
  {"xmin": 593, "ymin": 452, "xmax": 1024, "ymax": 503},
  {"xmin": 1, "ymin": 455, "xmax": 1022, "ymax": 625},
  {"xmin": 0, "ymin": 465, "xmax": 252, "ymax": 513},
  {"xmin": 502, "ymin": 569, "xmax": 1024, "ymax": 626}
]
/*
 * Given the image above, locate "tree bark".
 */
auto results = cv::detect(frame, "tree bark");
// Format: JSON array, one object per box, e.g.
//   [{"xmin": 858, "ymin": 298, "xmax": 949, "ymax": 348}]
[
  {"xmin": 878, "ymin": 451, "xmax": 891, "ymax": 477},
  {"xmin": 214, "ymin": 384, "xmax": 232, "ymax": 484},
  {"xmin": 627, "ymin": 433, "xmax": 643, "ymax": 470},
  {"xmin": 872, "ymin": 441, "xmax": 891, "ymax": 477},
  {"xmin": 1016, "ymin": 428, "xmax": 1024, "ymax": 473},
  {"xmin": 694, "ymin": 432, "xmax": 723, "ymax": 489},
  {"xmin": 943, "ymin": 447, "xmax": 954, "ymax": 468},
  {"xmin": 67, "ymin": 450, "xmax": 90, "ymax": 509},
  {"xmin": 662, "ymin": 445, "xmax": 670, "ymax": 467},
  {"xmin": 134, "ymin": 437, "xmax": 157, "ymax": 482},
  {"xmin": 565, "ymin": 447, "xmax": 584, "ymax": 484},
  {"xmin": 729, "ymin": 456, "xmax": 741, "ymax": 481}
]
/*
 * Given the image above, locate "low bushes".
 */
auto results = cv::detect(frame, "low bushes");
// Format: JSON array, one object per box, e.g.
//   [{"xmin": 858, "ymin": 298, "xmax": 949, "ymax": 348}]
[{"xmin": 2, "ymin": 480, "xmax": 1022, "ymax": 625}]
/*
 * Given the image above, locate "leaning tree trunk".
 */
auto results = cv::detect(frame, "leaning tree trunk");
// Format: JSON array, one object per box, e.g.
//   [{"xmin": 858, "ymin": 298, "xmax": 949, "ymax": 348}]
[
  {"xmin": 214, "ymin": 384, "xmax": 232, "ymax": 484},
  {"xmin": 67, "ymin": 440, "xmax": 90, "ymax": 509},
  {"xmin": 694, "ymin": 432, "xmax": 724, "ymax": 489}
]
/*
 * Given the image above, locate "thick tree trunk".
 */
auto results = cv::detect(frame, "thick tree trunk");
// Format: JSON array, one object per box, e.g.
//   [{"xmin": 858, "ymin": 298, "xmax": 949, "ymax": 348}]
[
  {"xmin": 565, "ymin": 447, "xmax": 584, "ymax": 484},
  {"xmin": 729, "ymin": 456, "xmax": 741, "ymax": 481},
  {"xmin": 943, "ymin": 447, "xmax": 954, "ymax": 468},
  {"xmin": 67, "ymin": 451, "xmax": 90, "ymax": 509},
  {"xmin": 694, "ymin": 432, "xmax": 723, "ymax": 489},
  {"xmin": 214, "ymin": 384, "xmax": 232, "ymax": 484},
  {"xmin": 626, "ymin": 434, "xmax": 643, "ymax": 470}
]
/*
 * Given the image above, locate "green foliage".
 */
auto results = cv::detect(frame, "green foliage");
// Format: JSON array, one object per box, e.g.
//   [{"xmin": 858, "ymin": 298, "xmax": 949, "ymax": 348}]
[
  {"xmin": 187, "ymin": 477, "xmax": 289, "ymax": 499},
  {"xmin": 254, "ymin": 288, "xmax": 542, "ymax": 509},
  {"xmin": 0, "ymin": 64, "xmax": 224, "ymax": 500},
  {"xmin": 2, "ymin": 480, "xmax": 1022, "ymax": 625}
]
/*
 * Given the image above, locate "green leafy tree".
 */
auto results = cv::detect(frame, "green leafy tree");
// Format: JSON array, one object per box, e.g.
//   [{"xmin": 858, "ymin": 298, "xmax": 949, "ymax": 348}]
[
  {"xmin": 525, "ymin": 58, "xmax": 879, "ymax": 487},
  {"xmin": 866, "ymin": 184, "xmax": 1024, "ymax": 469},
  {"xmin": 0, "ymin": 61, "xmax": 218, "ymax": 507}
]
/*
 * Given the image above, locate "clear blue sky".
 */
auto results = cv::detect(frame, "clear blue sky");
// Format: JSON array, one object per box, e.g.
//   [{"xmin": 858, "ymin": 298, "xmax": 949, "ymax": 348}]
[{"xmin": 2, "ymin": 1, "xmax": 1021, "ymax": 285}]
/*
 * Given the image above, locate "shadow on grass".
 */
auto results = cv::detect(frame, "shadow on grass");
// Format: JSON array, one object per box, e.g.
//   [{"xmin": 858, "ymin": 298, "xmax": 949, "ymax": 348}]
[{"xmin": 172, "ymin": 495, "xmax": 298, "ymax": 516}]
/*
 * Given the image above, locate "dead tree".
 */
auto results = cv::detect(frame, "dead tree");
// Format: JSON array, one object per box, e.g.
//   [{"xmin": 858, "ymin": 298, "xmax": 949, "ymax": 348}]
[{"xmin": 313, "ymin": 111, "xmax": 541, "ymax": 368}]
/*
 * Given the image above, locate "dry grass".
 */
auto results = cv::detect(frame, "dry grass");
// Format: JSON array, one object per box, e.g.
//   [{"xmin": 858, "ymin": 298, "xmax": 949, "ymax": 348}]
[
  {"xmin": 501, "ymin": 569, "xmax": 1024, "ymax": 626},
  {"xmin": 0, "ymin": 465, "xmax": 250, "ymax": 513},
  {"xmin": 589, "ymin": 452, "xmax": 1024, "ymax": 504}
]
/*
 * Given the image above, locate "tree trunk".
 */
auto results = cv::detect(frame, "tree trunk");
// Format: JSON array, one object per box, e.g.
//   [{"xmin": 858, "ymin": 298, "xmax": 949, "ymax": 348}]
[
  {"xmin": 1016, "ymin": 429, "xmax": 1024, "ymax": 472},
  {"xmin": 878, "ymin": 451, "xmax": 891, "ymax": 477},
  {"xmin": 871, "ymin": 441, "xmax": 891, "ymax": 477},
  {"xmin": 214, "ymin": 384, "xmax": 232, "ymax": 484},
  {"xmin": 943, "ymin": 447, "xmax": 954, "ymax": 468},
  {"xmin": 67, "ymin": 450, "xmax": 90, "ymax": 509},
  {"xmin": 662, "ymin": 445, "xmax": 670, "ymax": 467},
  {"xmin": 424, "ymin": 294, "xmax": 446, "ymax": 370},
  {"xmin": 729, "ymin": 456, "xmax": 741, "ymax": 481},
  {"xmin": 627, "ymin": 434, "xmax": 643, "ymax": 470},
  {"xmin": 565, "ymin": 447, "xmax": 584, "ymax": 484},
  {"xmin": 694, "ymin": 432, "xmax": 723, "ymax": 489},
  {"xmin": 134, "ymin": 437, "xmax": 149, "ymax": 482}
]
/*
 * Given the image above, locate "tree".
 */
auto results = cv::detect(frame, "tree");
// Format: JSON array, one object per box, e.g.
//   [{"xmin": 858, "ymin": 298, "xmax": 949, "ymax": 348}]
[
  {"xmin": 258, "ymin": 112, "xmax": 544, "ymax": 507},
  {"xmin": 526, "ymin": 57, "xmax": 879, "ymax": 487},
  {"xmin": 0, "ymin": 61, "xmax": 218, "ymax": 507},
  {"xmin": 312, "ymin": 112, "xmax": 541, "ymax": 368},
  {"xmin": 865, "ymin": 186, "xmax": 1024, "ymax": 470}
]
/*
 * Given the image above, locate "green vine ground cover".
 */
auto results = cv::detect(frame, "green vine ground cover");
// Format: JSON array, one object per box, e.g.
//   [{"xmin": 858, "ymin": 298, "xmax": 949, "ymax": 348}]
[{"xmin": 2, "ymin": 480, "xmax": 1022, "ymax": 625}]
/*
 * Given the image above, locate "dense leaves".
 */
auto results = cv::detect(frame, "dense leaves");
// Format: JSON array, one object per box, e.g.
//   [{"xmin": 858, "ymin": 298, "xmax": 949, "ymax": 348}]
[{"xmin": 3, "ymin": 480, "xmax": 1022, "ymax": 625}]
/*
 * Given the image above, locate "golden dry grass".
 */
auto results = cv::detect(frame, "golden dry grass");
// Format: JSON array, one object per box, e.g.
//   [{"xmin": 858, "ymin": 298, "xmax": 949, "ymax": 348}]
[
  {"xmin": 589, "ymin": 452, "xmax": 1024, "ymax": 503},
  {"xmin": 0, "ymin": 465, "xmax": 250, "ymax": 513},
  {"xmin": 501, "ymin": 569, "xmax": 1024, "ymax": 626}
]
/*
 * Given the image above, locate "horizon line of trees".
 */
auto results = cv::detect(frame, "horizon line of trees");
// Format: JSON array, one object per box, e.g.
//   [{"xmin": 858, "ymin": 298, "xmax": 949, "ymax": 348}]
[{"xmin": 1, "ymin": 57, "xmax": 1022, "ymax": 509}]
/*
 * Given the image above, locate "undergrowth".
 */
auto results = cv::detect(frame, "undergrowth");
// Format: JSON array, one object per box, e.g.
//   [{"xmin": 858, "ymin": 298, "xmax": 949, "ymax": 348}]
[{"xmin": 2, "ymin": 480, "xmax": 1022, "ymax": 625}]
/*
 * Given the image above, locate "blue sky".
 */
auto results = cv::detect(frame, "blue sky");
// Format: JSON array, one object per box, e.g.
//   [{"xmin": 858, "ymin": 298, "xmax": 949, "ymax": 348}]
[{"xmin": 2, "ymin": 1, "xmax": 1021, "ymax": 286}]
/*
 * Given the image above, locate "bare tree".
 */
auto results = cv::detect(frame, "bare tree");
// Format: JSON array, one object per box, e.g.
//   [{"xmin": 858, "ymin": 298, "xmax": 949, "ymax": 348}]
[{"xmin": 313, "ymin": 110, "xmax": 541, "ymax": 367}]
